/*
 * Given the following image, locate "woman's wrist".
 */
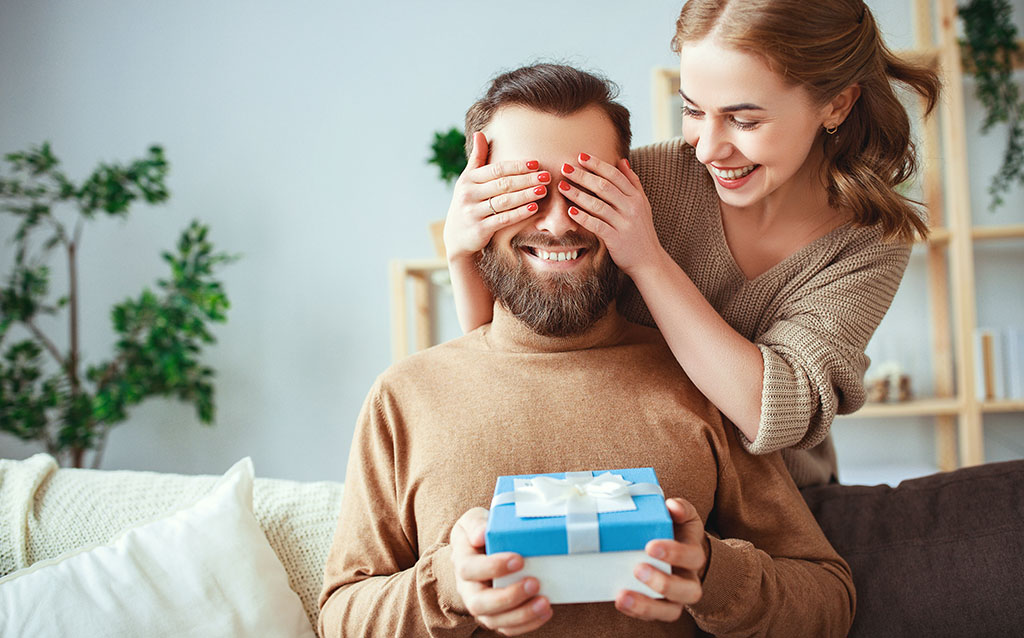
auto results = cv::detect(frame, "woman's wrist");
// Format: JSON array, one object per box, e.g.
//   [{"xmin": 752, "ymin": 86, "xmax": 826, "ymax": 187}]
[{"xmin": 624, "ymin": 244, "xmax": 676, "ymax": 286}]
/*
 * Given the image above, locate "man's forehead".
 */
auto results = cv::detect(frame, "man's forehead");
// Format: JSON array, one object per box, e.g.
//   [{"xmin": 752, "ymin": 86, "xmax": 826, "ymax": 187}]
[{"xmin": 485, "ymin": 106, "xmax": 620, "ymax": 165}]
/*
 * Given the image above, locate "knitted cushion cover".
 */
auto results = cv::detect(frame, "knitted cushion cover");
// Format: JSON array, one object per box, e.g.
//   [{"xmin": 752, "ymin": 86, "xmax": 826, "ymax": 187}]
[{"xmin": 0, "ymin": 454, "xmax": 344, "ymax": 631}]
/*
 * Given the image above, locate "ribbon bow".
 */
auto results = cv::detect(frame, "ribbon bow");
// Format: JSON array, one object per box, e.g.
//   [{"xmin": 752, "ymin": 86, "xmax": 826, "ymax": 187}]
[{"xmin": 491, "ymin": 471, "xmax": 663, "ymax": 554}]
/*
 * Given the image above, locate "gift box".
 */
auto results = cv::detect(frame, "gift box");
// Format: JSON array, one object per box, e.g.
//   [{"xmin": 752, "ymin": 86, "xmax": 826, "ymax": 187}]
[{"xmin": 485, "ymin": 468, "xmax": 672, "ymax": 604}]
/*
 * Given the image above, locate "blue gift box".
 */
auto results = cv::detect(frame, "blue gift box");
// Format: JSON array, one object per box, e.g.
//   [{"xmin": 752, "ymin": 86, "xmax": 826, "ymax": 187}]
[
  {"xmin": 485, "ymin": 467, "xmax": 672, "ymax": 556},
  {"xmin": 484, "ymin": 468, "xmax": 673, "ymax": 603}
]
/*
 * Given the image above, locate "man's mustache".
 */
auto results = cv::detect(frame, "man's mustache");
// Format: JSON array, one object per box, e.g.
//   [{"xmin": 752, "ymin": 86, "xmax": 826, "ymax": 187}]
[{"xmin": 510, "ymin": 231, "xmax": 599, "ymax": 251}]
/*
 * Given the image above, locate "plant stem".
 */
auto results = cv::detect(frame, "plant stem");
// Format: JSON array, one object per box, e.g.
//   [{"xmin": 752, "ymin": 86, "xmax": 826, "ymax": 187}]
[
  {"xmin": 91, "ymin": 429, "xmax": 108, "ymax": 469},
  {"xmin": 25, "ymin": 319, "xmax": 65, "ymax": 368},
  {"xmin": 67, "ymin": 221, "xmax": 82, "ymax": 396}
]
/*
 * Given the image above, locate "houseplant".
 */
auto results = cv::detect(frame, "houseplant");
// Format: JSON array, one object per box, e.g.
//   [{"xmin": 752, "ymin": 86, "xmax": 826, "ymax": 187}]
[
  {"xmin": 959, "ymin": 0, "xmax": 1024, "ymax": 210},
  {"xmin": 0, "ymin": 142, "xmax": 235, "ymax": 468},
  {"xmin": 426, "ymin": 127, "xmax": 468, "ymax": 257}
]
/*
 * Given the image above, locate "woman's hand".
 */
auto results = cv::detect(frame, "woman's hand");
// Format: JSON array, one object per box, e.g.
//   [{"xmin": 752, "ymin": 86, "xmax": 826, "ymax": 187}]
[
  {"xmin": 443, "ymin": 132, "xmax": 550, "ymax": 262},
  {"xmin": 557, "ymin": 153, "xmax": 664, "ymax": 275},
  {"xmin": 450, "ymin": 507, "xmax": 553, "ymax": 635},
  {"xmin": 614, "ymin": 497, "xmax": 709, "ymax": 623}
]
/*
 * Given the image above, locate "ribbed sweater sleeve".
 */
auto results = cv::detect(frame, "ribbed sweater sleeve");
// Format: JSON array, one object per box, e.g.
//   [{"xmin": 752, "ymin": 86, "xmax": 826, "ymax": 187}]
[
  {"xmin": 626, "ymin": 139, "xmax": 912, "ymax": 481},
  {"xmin": 688, "ymin": 423, "xmax": 856, "ymax": 637},
  {"xmin": 748, "ymin": 238, "xmax": 910, "ymax": 453},
  {"xmin": 318, "ymin": 379, "xmax": 476, "ymax": 638}
]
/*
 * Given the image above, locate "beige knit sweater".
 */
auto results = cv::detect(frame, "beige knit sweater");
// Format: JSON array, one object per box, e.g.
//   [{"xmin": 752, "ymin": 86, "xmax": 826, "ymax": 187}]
[
  {"xmin": 623, "ymin": 138, "xmax": 911, "ymax": 488},
  {"xmin": 318, "ymin": 304, "xmax": 854, "ymax": 638}
]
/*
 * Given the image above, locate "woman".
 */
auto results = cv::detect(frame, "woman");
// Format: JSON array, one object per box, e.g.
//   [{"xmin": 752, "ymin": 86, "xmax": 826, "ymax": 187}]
[{"xmin": 443, "ymin": 0, "xmax": 940, "ymax": 489}]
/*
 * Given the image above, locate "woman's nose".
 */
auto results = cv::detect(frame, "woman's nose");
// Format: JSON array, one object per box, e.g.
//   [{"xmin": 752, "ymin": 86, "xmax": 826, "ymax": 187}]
[{"xmin": 692, "ymin": 120, "xmax": 731, "ymax": 166}]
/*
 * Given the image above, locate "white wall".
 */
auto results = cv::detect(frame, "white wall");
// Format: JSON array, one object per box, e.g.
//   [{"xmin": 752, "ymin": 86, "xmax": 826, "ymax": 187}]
[{"xmin": 1, "ymin": 0, "xmax": 1021, "ymax": 483}]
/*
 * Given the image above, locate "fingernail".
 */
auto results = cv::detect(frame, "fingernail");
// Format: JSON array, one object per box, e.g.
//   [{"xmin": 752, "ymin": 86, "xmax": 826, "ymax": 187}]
[
  {"xmin": 524, "ymin": 579, "xmax": 539, "ymax": 595},
  {"xmin": 568, "ymin": 206, "xmax": 579, "ymax": 216},
  {"xmin": 651, "ymin": 546, "xmax": 666, "ymax": 560},
  {"xmin": 559, "ymin": 181, "xmax": 571, "ymax": 191},
  {"xmin": 534, "ymin": 185, "xmax": 546, "ymax": 196},
  {"xmin": 537, "ymin": 171, "xmax": 550, "ymax": 183},
  {"xmin": 526, "ymin": 160, "xmax": 539, "ymax": 170},
  {"xmin": 532, "ymin": 598, "xmax": 548, "ymax": 614},
  {"xmin": 579, "ymin": 152, "xmax": 591, "ymax": 162},
  {"xmin": 621, "ymin": 595, "xmax": 634, "ymax": 610},
  {"xmin": 527, "ymin": 202, "xmax": 538, "ymax": 212},
  {"xmin": 624, "ymin": 158, "xmax": 631, "ymax": 170},
  {"xmin": 507, "ymin": 557, "xmax": 521, "ymax": 571},
  {"xmin": 562, "ymin": 163, "xmax": 575, "ymax": 174}
]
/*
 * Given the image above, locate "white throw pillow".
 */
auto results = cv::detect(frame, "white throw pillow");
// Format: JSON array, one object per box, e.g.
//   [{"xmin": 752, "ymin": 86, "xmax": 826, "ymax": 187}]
[{"xmin": 0, "ymin": 458, "xmax": 316, "ymax": 638}]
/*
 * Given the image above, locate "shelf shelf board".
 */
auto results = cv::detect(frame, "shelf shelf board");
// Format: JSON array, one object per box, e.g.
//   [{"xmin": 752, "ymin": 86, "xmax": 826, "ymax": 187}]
[
  {"xmin": 981, "ymin": 400, "xmax": 1024, "ymax": 414},
  {"xmin": 972, "ymin": 225, "xmax": 1024, "ymax": 241},
  {"xmin": 847, "ymin": 397, "xmax": 961, "ymax": 418},
  {"xmin": 393, "ymin": 258, "xmax": 448, "ymax": 275},
  {"xmin": 919, "ymin": 224, "xmax": 1024, "ymax": 247}
]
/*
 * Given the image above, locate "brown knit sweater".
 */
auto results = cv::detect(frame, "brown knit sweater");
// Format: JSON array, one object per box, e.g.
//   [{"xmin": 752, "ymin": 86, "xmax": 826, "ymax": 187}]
[
  {"xmin": 624, "ymin": 138, "xmax": 911, "ymax": 487},
  {"xmin": 318, "ymin": 304, "xmax": 855, "ymax": 638}
]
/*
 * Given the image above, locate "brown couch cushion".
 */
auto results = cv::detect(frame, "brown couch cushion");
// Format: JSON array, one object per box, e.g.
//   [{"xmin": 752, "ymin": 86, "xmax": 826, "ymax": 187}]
[{"xmin": 802, "ymin": 460, "xmax": 1024, "ymax": 638}]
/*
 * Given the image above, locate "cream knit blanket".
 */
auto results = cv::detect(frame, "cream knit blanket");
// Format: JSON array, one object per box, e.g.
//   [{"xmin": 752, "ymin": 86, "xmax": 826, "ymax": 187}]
[{"xmin": 0, "ymin": 454, "xmax": 344, "ymax": 630}]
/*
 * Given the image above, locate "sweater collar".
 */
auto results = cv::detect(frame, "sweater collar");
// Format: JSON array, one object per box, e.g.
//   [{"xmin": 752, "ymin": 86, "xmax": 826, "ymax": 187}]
[{"xmin": 484, "ymin": 301, "xmax": 630, "ymax": 353}]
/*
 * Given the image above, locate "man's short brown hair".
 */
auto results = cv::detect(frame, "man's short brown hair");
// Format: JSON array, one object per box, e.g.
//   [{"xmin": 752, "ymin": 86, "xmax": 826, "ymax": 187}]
[{"xmin": 464, "ymin": 63, "xmax": 632, "ymax": 160}]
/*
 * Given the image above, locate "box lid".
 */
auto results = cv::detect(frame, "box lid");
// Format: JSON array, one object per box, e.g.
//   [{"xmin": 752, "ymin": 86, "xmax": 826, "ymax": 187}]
[{"xmin": 485, "ymin": 468, "xmax": 672, "ymax": 557}]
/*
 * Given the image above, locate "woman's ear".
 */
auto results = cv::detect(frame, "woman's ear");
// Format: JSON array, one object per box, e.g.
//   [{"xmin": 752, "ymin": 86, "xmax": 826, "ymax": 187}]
[{"xmin": 822, "ymin": 84, "xmax": 862, "ymax": 128}]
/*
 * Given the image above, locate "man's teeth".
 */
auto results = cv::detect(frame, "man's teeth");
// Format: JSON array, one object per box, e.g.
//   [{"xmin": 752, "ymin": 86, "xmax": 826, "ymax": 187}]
[
  {"xmin": 536, "ymin": 249, "xmax": 579, "ymax": 262},
  {"xmin": 711, "ymin": 165, "xmax": 757, "ymax": 180}
]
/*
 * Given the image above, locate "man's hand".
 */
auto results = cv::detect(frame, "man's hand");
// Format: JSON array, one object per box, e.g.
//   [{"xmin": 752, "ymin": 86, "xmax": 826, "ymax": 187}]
[
  {"xmin": 614, "ymin": 497, "xmax": 709, "ymax": 622},
  {"xmin": 450, "ymin": 508, "xmax": 553, "ymax": 635}
]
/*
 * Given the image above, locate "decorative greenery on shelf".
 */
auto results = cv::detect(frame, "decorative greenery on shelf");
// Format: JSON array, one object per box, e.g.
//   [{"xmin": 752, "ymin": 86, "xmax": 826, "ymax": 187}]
[
  {"xmin": 428, "ymin": 127, "xmax": 468, "ymax": 186},
  {"xmin": 959, "ymin": 0, "xmax": 1024, "ymax": 210},
  {"xmin": 0, "ymin": 143, "xmax": 236, "ymax": 468}
]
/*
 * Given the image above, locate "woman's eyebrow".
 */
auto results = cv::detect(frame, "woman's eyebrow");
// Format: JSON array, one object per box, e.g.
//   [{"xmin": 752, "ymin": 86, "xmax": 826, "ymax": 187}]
[{"xmin": 678, "ymin": 89, "xmax": 765, "ymax": 113}]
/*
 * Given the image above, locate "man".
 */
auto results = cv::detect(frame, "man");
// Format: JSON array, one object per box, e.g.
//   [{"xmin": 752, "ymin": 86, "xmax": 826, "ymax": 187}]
[{"xmin": 318, "ymin": 64, "xmax": 854, "ymax": 638}]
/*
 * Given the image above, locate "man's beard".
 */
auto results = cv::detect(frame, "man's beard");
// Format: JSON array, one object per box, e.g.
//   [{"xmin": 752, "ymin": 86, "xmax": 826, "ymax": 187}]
[{"xmin": 477, "ymin": 231, "xmax": 622, "ymax": 338}]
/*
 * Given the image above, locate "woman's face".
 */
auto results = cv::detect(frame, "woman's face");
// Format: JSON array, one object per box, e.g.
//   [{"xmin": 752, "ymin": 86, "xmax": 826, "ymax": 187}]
[{"xmin": 678, "ymin": 37, "xmax": 831, "ymax": 210}]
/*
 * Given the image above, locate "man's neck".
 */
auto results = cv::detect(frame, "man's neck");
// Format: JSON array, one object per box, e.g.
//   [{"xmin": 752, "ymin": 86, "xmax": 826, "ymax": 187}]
[{"xmin": 485, "ymin": 301, "xmax": 628, "ymax": 354}]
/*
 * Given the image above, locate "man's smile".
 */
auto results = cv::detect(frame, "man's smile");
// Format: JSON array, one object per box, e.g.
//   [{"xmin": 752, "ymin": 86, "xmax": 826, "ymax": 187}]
[{"xmin": 520, "ymin": 245, "xmax": 592, "ymax": 270}]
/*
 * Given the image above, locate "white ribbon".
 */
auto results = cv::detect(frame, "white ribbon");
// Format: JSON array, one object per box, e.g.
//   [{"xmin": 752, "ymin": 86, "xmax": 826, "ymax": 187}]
[{"xmin": 490, "ymin": 471, "xmax": 663, "ymax": 554}]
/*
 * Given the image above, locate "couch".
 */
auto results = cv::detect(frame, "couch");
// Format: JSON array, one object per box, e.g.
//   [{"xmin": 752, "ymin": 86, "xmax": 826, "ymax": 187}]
[{"xmin": 0, "ymin": 453, "xmax": 1021, "ymax": 637}]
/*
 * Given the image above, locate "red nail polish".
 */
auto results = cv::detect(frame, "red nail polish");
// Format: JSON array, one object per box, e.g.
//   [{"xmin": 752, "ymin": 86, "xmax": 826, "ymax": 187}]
[
  {"xmin": 562, "ymin": 163, "xmax": 574, "ymax": 174},
  {"xmin": 579, "ymin": 152, "xmax": 590, "ymax": 162},
  {"xmin": 534, "ymin": 185, "xmax": 546, "ymax": 195},
  {"xmin": 569, "ymin": 206, "xmax": 579, "ymax": 215},
  {"xmin": 537, "ymin": 172, "xmax": 550, "ymax": 183},
  {"xmin": 624, "ymin": 159, "xmax": 631, "ymax": 171},
  {"xmin": 526, "ymin": 160, "xmax": 539, "ymax": 170},
  {"xmin": 559, "ymin": 181, "xmax": 571, "ymax": 191},
  {"xmin": 527, "ymin": 202, "xmax": 538, "ymax": 212}
]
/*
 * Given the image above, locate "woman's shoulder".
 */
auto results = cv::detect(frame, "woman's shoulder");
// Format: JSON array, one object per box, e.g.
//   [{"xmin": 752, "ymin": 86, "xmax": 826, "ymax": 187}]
[
  {"xmin": 628, "ymin": 138, "xmax": 718, "ymax": 230},
  {"xmin": 629, "ymin": 137, "xmax": 702, "ymax": 181}
]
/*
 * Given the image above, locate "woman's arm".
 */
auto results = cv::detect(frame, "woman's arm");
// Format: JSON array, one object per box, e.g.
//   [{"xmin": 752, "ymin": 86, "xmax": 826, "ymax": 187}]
[
  {"xmin": 629, "ymin": 250, "xmax": 765, "ymax": 441},
  {"xmin": 448, "ymin": 253, "xmax": 496, "ymax": 334},
  {"xmin": 558, "ymin": 154, "xmax": 765, "ymax": 442}
]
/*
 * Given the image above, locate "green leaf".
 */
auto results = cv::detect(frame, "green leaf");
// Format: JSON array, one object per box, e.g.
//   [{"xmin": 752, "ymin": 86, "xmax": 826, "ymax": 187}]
[{"xmin": 427, "ymin": 127, "xmax": 468, "ymax": 186}]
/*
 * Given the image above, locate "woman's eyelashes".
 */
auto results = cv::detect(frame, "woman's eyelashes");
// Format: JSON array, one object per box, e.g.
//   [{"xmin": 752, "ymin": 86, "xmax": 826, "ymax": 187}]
[{"xmin": 680, "ymin": 104, "xmax": 761, "ymax": 131}]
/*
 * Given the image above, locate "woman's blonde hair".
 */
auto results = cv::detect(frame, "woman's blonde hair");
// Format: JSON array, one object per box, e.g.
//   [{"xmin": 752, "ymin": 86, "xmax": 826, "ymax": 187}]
[{"xmin": 673, "ymin": 0, "xmax": 941, "ymax": 241}]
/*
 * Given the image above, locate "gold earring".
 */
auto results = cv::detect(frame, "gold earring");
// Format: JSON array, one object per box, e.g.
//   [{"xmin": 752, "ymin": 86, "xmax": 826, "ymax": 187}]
[{"xmin": 825, "ymin": 123, "xmax": 839, "ymax": 135}]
